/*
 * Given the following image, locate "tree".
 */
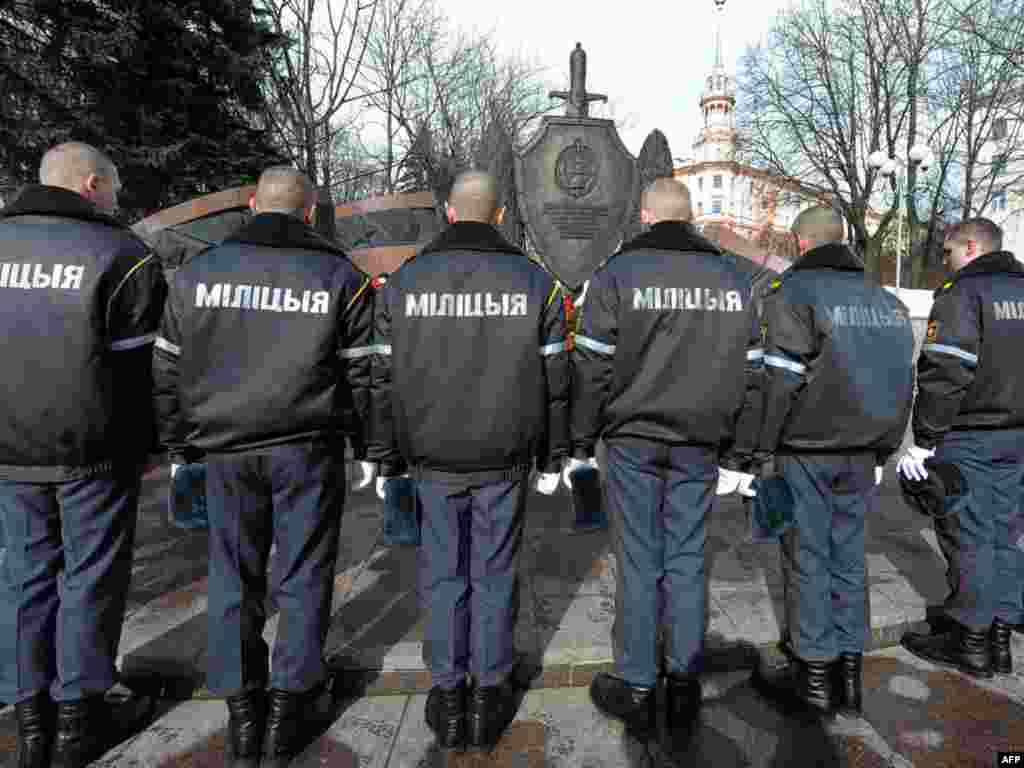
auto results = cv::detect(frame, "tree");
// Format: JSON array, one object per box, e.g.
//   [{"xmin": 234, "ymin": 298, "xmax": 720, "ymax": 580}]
[
  {"xmin": 738, "ymin": 0, "xmax": 1024, "ymax": 286},
  {"xmin": 257, "ymin": 0, "xmax": 378, "ymax": 198},
  {"xmin": 0, "ymin": 0, "xmax": 287, "ymax": 220},
  {"xmin": 738, "ymin": 0, "xmax": 925, "ymax": 278}
]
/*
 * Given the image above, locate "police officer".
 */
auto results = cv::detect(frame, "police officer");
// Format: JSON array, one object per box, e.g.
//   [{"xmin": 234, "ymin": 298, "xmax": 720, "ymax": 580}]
[
  {"xmin": 751, "ymin": 206, "xmax": 915, "ymax": 717},
  {"xmin": 153, "ymin": 166, "xmax": 374, "ymax": 767},
  {"xmin": 0, "ymin": 142, "xmax": 163, "ymax": 768},
  {"xmin": 898, "ymin": 218, "xmax": 1024, "ymax": 678},
  {"xmin": 571, "ymin": 178, "xmax": 764, "ymax": 744},
  {"xmin": 366, "ymin": 171, "xmax": 569, "ymax": 754}
]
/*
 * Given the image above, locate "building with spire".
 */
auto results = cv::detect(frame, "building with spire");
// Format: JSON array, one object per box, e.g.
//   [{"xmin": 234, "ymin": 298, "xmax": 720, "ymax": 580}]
[{"xmin": 673, "ymin": 0, "xmax": 860, "ymax": 261}]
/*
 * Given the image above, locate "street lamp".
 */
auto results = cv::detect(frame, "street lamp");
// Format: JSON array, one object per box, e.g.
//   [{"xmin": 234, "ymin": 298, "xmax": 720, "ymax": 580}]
[{"xmin": 869, "ymin": 144, "xmax": 935, "ymax": 291}]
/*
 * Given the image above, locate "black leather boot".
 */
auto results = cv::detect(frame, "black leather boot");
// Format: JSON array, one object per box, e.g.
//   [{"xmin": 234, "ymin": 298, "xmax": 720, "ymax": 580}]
[
  {"xmin": 663, "ymin": 673, "xmax": 701, "ymax": 754},
  {"xmin": 588, "ymin": 673, "xmax": 657, "ymax": 735},
  {"xmin": 466, "ymin": 680, "xmax": 521, "ymax": 753},
  {"xmin": 833, "ymin": 653, "xmax": 862, "ymax": 716},
  {"xmin": 424, "ymin": 683, "xmax": 466, "ymax": 752},
  {"xmin": 901, "ymin": 621, "xmax": 992, "ymax": 678},
  {"xmin": 14, "ymin": 693, "xmax": 54, "ymax": 768},
  {"xmin": 51, "ymin": 688, "xmax": 154, "ymax": 768},
  {"xmin": 225, "ymin": 689, "xmax": 266, "ymax": 768},
  {"xmin": 261, "ymin": 684, "xmax": 330, "ymax": 768},
  {"xmin": 51, "ymin": 697, "xmax": 103, "ymax": 768},
  {"xmin": 753, "ymin": 655, "xmax": 833, "ymax": 717},
  {"xmin": 990, "ymin": 618, "xmax": 1013, "ymax": 675}
]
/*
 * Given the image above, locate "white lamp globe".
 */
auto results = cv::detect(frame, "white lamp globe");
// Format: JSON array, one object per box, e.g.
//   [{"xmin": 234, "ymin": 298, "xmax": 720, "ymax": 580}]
[
  {"xmin": 881, "ymin": 159, "xmax": 899, "ymax": 176},
  {"xmin": 868, "ymin": 150, "xmax": 888, "ymax": 168}
]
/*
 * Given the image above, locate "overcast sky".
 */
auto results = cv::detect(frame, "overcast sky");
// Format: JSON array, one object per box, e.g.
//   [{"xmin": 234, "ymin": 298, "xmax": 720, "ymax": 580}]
[{"xmin": 436, "ymin": 0, "xmax": 792, "ymax": 159}]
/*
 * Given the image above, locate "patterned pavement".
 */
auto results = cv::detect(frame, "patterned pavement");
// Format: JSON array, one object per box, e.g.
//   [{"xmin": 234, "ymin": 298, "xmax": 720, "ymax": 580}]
[{"xmin": 1, "ymin": 459, "xmax": 1022, "ymax": 765}]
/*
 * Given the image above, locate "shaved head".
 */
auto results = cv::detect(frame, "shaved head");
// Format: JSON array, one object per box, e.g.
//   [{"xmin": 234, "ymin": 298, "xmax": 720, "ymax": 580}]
[
  {"xmin": 253, "ymin": 166, "xmax": 316, "ymax": 219},
  {"xmin": 944, "ymin": 217, "xmax": 1002, "ymax": 270},
  {"xmin": 39, "ymin": 142, "xmax": 120, "ymax": 212},
  {"xmin": 447, "ymin": 171, "xmax": 500, "ymax": 223},
  {"xmin": 640, "ymin": 177, "xmax": 692, "ymax": 224},
  {"xmin": 791, "ymin": 206, "xmax": 845, "ymax": 251}
]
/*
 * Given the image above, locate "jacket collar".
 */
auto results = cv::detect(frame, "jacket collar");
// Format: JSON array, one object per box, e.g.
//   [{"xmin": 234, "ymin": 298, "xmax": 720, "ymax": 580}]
[
  {"xmin": 955, "ymin": 251, "xmax": 1023, "ymax": 279},
  {"xmin": 0, "ymin": 184, "xmax": 126, "ymax": 229},
  {"xmin": 790, "ymin": 242, "xmax": 864, "ymax": 273},
  {"xmin": 620, "ymin": 220, "xmax": 721, "ymax": 255},
  {"xmin": 418, "ymin": 221, "xmax": 524, "ymax": 257},
  {"xmin": 223, "ymin": 212, "xmax": 347, "ymax": 256}
]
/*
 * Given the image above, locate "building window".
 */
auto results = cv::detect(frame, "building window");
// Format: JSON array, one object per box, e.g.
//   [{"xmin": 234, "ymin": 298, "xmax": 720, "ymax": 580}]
[
  {"xmin": 698, "ymin": 202, "xmax": 704, "ymax": 215},
  {"xmin": 992, "ymin": 118, "xmax": 1008, "ymax": 140},
  {"xmin": 713, "ymin": 175, "xmax": 723, "ymax": 189},
  {"xmin": 711, "ymin": 197, "xmax": 723, "ymax": 214},
  {"xmin": 698, "ymin": 177, "xmax": 704, "ymax": 190},
  {"xmin": 992, "ymin": 190, "xmax": 1007, "ymax": 212}
]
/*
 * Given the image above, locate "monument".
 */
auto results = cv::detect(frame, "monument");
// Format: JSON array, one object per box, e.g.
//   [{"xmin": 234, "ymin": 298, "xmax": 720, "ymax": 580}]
[{"xmin": 515, "ymin": 43, "xmax": 639, "ymax": 292}]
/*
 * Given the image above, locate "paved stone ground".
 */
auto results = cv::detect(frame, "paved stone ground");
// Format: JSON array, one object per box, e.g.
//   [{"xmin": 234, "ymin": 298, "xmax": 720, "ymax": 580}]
[
  {"xmin": 101, "ymin": 457, "xmax": 948, "ymax": 698},
  {"xmin": 1, "ymin": 457, "xmax": 1022, "ymax": 766},
  {"xmin": 3, "ymin": 641, "xmax": 1019, "ymax": 767}
]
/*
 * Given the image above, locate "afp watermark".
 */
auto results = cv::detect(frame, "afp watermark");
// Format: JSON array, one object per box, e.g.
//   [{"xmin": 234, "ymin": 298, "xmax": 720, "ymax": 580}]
[{"xmin": 998, "ymin": 752, "xmax": 1024, "ymax": 766}]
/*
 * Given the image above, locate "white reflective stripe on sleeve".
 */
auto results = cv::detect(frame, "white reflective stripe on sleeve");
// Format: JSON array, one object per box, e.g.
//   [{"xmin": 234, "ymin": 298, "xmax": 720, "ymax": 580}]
[
  {"xmin": 922, "ymin": 343, "xmax": 978, "ymax": 367},
  {"xmin": 747, "ymin": 348, "xmax": 765, "ymax": 362},
  {"xmin": 540, "ymin": 340, "xmax": 568, "ymax": 356},
  {"xmin": 373, "ymin": 344, "xmax": 392, "ymax": 355},
  {"xmin": 339, "ymin": 344, "xmax": 384, "ymax": 359},
  {"xmin": 574, "ymin": 335, "xmax": 616, "ymax": 355},
  {"xmin": 154, "ymin": 336, "xmax": 181, "ymax": 356},
  {"xmin": 764, "ymin": 354, "xmax": 806, "ymax": 375},
  {"xmin": 109, "ymin": 333, "xmax": 156, "ymax": 351}
]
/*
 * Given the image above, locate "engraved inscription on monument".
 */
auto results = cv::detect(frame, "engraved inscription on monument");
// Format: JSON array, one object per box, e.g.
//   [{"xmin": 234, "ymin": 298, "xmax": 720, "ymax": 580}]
[
  {"xmin": 555, "ymin": 139, "xmax": 600, "ymax": 198},
  {"xmin": 543, "ymin": 203, "xmax": 610, "ymax": 240}
]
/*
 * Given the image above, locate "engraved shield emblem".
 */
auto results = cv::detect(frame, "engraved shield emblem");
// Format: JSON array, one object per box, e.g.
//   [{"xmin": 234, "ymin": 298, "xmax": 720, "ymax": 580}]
[{"xmin": 516, "ymin": 116, "xmax": 638, "ymax": 291}]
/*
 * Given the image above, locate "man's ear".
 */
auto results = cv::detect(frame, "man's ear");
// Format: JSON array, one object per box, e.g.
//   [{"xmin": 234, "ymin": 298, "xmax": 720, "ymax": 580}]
[
  {"xmin": 80, "ymin": 173, "xmax": 101, "ymax": 200},
  {"xmin": 640, "ymin": 208, "xmax": 653, "ymax": 226},
  {"xmin": 966, "ymin": 239, "xmax": 977, "ymax": 259},
  {"xmin": 248, "ymin": 193, "xmax": 258, "ymax": 214},
  {"xmin": 304, "ymin": 202, "xmax": 316, "ymax": 226},
  {"xmin": 494, "ymin": 206, "xmax": 505, "ymax": 227},
  {"xmin": 446, "ymin": 203, "xmax": 457, "ymax": 225}
]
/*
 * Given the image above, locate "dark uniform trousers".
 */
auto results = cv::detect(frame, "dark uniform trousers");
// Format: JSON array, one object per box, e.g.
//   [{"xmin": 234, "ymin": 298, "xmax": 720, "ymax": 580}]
[
  {"xmin": 416, "ymin": 472, "xmax": 527, "ymax": 691},
  {"xmin": 205, "ymin": 440, "xmax": 344, "ymax": 697},
  {"xmin": 932, "ymin": 429, "xmax": 1024, "ymax": 631},
  {"xmin": 605, "ymin": 438, "xmax": 717, "ymax": 689},
  {"xmin": 778, "ymin": 453, "xmax": 874, "ymax": 663},
  {"xmin": 0, "ymin": 469, "xmax": 140, "ymax": 704}
]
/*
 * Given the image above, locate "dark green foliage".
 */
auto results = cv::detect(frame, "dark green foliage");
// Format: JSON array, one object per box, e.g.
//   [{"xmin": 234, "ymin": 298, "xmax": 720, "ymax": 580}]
[{"xmin": 0, "ymin": 0, "xmax": 286, "ymax": 220}]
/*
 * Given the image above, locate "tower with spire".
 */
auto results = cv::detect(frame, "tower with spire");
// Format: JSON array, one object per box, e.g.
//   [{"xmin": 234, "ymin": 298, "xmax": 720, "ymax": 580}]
[{"xmin": 694, "ymin": 0, "xmax": 738, "ymax": 163}]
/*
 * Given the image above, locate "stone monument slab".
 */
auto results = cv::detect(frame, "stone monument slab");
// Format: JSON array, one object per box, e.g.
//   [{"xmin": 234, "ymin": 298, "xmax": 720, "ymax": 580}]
[{"xmin": 515, "ymin": 43, "xmax": 638, "ymax": 291}]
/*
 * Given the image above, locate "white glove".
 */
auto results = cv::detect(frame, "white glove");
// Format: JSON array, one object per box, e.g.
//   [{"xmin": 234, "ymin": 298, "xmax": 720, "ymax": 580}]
[
  {"xmin": 717, "ymin": 467, "xmax": 742, "ymax": 495},
  {"xmin": 171, "ymin": 463, "xmax": 180, "ymax": 479},
  {"xmin": 353, "ymin": 461, "xmax": 376, "ymax": 491},
  {"xmin": 375, "ymin": 474, "xmax": 410, "ymax": 500},
  {"xmin": 875, "ymin": 466, "xmax": 884, "ymax": 486},
  {"xmin": 736, "ymin": 473, "xmax": 757, "ymax": 498},
  {"xmin": 896, "ymin": 445, "xmax": 935, "ymax": 483},
  {"xmin": 535, "ymin": 472, "xmax": 560, "ymax": 495},
  {"xmin": 563, "ymin": 457, "xmax": 599, "ymax": 489}
]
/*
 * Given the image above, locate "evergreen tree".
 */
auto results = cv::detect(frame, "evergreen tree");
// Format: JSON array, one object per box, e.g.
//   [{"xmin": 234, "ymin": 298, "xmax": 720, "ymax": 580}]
[{"xmin": 0, "ymin": 0, "xmax": 287, "ymax": 220}]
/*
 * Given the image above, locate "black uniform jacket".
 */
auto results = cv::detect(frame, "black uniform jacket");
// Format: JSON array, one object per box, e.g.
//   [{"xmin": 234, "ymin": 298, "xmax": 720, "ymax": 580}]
[
  {"xmin": 913, "ymin": 250, "xmax": 1024, "ymax": 449},
  {"xmin": 152, "ymin": 213, "xmax": 373, "ymax": 457},
  {"xmin": 757, "ymin": 242, "xmax": 916, "ymax": 464},
  {"xmin": 365, "ymin": 221, "xmax": 570, "ymax": 478},
  {"xmin": 571, "ymin": 221, "xmax": 764, "ymax": 470},
  {"xmin": 0, "ymin": 185, "xmax": 166, "ymax": 481}
]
